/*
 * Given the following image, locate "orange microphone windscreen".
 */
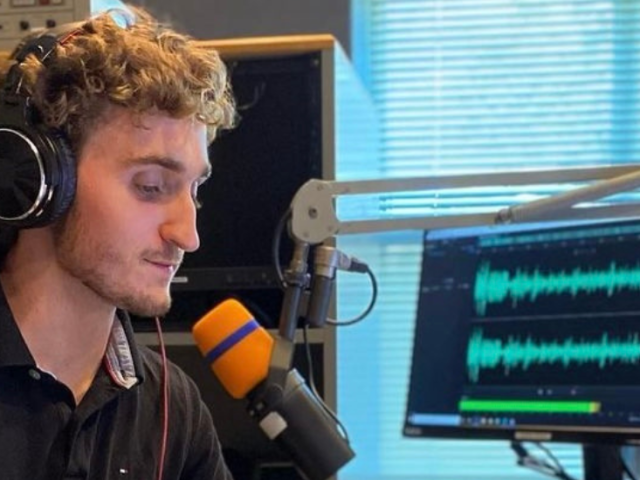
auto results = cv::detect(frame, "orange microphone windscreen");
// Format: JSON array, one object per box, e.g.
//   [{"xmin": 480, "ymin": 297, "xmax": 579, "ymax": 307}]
[{"xmin": 192, "ymin": 298, "xmax": 274, "ymax": 399}]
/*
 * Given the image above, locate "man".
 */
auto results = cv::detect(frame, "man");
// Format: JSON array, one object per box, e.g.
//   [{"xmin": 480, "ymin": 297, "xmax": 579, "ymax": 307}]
[{"xmin": 0, "ymin": 6, "xmax": 236, "ymax": 480}]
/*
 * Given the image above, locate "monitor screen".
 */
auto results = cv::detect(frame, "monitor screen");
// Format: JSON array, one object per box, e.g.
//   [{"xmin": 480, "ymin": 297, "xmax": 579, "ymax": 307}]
[{"xmin": 404, "ymin": 217, "xmax": 640, "ymax": 444}]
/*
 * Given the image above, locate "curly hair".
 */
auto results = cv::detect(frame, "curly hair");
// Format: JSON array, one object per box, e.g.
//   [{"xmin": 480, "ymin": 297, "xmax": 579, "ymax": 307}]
[
  {"xmin": 5, "ymin": 6, "xmax": 236, "ymax": 151},
  {"xmin": 0, "ymin": 6, "xmax": 236, "ymax": 268}
]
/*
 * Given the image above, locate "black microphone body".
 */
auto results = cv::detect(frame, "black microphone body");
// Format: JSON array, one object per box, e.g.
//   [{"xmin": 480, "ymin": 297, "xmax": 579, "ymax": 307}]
[
  {"xmin": 248, "ymin": 368, "xmax": 355, "ymax": 480},
  {"xmin": 193, "ymin": 296, "xmax": 355, "ymax": 480}
]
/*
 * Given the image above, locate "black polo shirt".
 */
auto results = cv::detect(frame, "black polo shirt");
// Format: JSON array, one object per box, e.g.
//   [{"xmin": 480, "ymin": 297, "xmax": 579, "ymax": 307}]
[{"xmin": 0, "ymin": 285, "xmax": 233, "ymax": 480}]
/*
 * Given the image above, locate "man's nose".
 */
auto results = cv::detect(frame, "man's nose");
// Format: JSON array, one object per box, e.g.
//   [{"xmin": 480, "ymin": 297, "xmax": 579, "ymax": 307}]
[{"xmin": 159, "ymin": 192, "xmax": 200, "ymax": 253}]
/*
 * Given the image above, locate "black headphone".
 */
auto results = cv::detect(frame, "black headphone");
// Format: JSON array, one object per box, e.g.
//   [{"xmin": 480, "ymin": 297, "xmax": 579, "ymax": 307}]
[{"xmin": 0, "ymin": 23, "xmax": 85, "ymax": 229}]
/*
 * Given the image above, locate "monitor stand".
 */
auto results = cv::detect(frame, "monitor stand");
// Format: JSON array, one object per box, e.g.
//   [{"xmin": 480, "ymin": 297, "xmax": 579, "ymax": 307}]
[{"xmin": 582, "ymin": 445, "xmax": 623, "ymax": 480}]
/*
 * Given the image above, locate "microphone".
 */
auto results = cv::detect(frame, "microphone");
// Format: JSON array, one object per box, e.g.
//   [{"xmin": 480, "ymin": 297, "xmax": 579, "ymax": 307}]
[
  {"xmin": 192, "ymin": 298, "xmax": 274, "ymax": 399},
  {"xmin": 307, "ymin": 245, "xmax": 370, "ymax": 327},
  {"xmin": 192, "ymin": 298, "xmax": 355, "ymax": 480}
]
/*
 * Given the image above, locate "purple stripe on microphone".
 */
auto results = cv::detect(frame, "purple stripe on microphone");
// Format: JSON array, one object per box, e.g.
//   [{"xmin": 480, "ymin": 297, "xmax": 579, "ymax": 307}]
[{"xmin": 205, "ymin": 319, "xmax": 259, "ymax": 364}]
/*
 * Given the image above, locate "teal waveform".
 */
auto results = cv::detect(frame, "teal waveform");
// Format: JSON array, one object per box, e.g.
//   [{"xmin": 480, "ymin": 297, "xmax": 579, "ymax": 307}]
[
  {"xmin": 474, "ymin": 261, "xmax": 640, "ymax": 316},
  {"xmin": 466, "ymin": 328, "xmax": 640, "ymax": 383}
]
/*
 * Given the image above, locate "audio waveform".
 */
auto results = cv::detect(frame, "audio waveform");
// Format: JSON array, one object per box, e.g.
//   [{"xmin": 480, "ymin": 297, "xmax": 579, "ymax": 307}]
[
  {"xmin": 466, "ymin": 328, "xmax": 640, "ymax": 383},
  {"xmin": 474, "ymin": 261, "xmax": 640, "ymax": 316}
]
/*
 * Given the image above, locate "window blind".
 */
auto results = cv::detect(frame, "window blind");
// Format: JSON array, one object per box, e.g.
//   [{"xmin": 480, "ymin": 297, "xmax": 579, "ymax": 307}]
[{"xmin": 336, "ymin": 1, "xmax": 640, "ymax": 479}]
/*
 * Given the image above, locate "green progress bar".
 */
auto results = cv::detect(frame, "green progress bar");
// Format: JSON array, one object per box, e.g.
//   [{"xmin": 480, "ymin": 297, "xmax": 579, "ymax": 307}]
[{"xmin": 459, "ymin": 399, "xmax": 600, "ymax": 414}]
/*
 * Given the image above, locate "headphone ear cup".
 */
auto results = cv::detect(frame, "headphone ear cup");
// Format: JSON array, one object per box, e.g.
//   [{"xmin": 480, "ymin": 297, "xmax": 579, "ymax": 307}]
[
  {"xmin": 0, "ymin": 125, "xmax": 77, "ymax": 229},
  {"xmin": 28, "ymin": 128, "xmax": 77, "ymax": 228}
]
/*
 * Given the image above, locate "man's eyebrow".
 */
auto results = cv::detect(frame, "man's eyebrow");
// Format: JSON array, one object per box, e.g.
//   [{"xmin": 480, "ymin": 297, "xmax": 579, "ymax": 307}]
[{"xmin": 125, "ymin": 155, "xmax": 212, "ymax": 180}]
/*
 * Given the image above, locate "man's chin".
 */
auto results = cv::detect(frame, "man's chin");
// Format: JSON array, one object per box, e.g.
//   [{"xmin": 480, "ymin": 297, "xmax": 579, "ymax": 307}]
[{"xmin": 118, "ymin": 293, "xmax": 172, "ymax": 318}]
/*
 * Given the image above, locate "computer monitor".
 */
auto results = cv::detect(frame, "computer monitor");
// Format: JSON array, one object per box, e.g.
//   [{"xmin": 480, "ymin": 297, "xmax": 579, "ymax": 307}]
[{"xmin": 403, "ymin": 217, "xmax": 640, "ymax": 479}]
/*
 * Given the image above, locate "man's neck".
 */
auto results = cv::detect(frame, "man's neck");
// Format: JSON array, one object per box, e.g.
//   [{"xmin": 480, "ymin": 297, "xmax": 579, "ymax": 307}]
[{"xmin": 0, "ymin": 239, "xmax": 117, "ymax": 405}]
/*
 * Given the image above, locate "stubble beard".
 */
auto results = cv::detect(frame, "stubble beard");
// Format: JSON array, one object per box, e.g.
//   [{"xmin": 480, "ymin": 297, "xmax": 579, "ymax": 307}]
[{"xmin": 52, "ymin": 206, "xmax": 172, "ymax": 318}]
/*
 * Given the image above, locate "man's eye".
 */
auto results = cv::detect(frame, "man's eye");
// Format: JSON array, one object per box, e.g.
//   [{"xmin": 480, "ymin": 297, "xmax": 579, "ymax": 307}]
[{"xmin": 137, "ymin": 184, "xmax": 163, "ymax": 196}]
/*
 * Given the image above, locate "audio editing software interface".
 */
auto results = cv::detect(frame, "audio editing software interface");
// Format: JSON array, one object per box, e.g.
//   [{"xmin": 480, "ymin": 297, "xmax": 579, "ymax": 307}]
[{"xmin": 404, "ymin": 217, "xmax": 640, "ymax": 441}]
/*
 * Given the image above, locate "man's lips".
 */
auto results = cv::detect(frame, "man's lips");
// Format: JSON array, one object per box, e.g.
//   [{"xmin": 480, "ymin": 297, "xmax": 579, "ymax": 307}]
[{"xmin": 145, "ymin": 259, "xmax": 181, "ymax": 273}]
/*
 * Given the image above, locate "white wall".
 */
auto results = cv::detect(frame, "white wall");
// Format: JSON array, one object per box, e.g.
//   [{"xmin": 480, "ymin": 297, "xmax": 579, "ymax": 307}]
[{"xmin": 130, "ymin": 0, "xmax": 351, "ymax": 54}]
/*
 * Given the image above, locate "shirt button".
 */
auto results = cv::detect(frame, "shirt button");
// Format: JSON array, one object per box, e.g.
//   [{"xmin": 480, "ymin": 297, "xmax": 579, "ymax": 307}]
[{"xmin": 28, "ymin": 369, "xmax": 41, "ymax": 380}]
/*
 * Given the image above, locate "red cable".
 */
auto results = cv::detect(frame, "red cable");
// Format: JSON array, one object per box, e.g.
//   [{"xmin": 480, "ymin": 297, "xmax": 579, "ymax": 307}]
[{"xmin": 155, "ymin": 316, "xmax": 169, "ymax": 480}]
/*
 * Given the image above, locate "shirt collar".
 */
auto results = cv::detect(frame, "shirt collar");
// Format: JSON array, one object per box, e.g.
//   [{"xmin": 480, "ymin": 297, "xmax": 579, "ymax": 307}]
[{"xmin": 103, "ymin": 310, "xmax": 145, "ymax": 389}]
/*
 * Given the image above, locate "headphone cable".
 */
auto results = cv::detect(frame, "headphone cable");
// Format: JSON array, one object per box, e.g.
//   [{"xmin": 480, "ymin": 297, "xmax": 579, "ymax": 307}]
[{"xmin": 154, "ymin": 316, "xmax": 169, "ymax": 480}]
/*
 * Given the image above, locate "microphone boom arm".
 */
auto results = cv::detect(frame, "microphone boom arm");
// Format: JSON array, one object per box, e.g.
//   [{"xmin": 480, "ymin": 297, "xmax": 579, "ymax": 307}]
[{"xmin": 289, "ymin": 165, "xmax": 640, "ymax": 245}]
